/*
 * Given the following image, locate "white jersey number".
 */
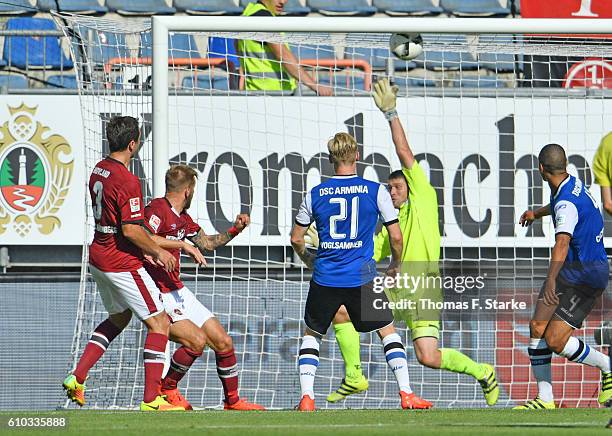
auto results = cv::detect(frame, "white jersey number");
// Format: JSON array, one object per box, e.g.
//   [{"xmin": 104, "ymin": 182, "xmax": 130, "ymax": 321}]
[
  {"xmin": 92, "ymin": 180, "xmax": 104, "ymax": 221},
  {"xmin": 329, "ymin": 197, "xmax": 359, "ymax": 240}
]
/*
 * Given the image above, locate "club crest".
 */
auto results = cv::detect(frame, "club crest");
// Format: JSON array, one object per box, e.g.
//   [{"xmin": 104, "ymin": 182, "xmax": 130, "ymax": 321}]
[{"xmin": 0, "ymin": 104, "xmax": 74, "ymax": 237}]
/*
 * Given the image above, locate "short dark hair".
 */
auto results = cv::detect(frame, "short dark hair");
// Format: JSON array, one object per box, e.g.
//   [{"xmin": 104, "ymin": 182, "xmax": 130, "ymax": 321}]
[
  {"xmin": 106, "ymin": 116, "xmax": 140, "ymax": 153},
  {"xmin": 538, "ymin": 143, "xmax": 567, "ymax": 175},
  {"xmin": 165, "ymin": 165, "xmax": 198, "ymax": 193},
  {"xmin": 388, "ymin": 169, "xmax": 408, "ymax": 186}
]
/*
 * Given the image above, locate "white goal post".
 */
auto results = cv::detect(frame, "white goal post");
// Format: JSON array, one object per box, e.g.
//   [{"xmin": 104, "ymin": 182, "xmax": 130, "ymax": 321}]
[{"xmin": 151, "ymin": 16, "xmax": 612, "ymax": 197}]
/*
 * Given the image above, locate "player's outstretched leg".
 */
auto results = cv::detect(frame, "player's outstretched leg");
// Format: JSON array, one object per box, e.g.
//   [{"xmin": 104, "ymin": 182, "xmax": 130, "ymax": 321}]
[
  {"xmin": 297, "ymin": 332, "xmax": 319, "ymax": 411},
  {"xmin": 140, "ymin": 313, "xmax": 184, "ymax": 411},
  {"xmin": 328, "ymin": 307, "xmax": 368, "ymax": 403},
  {"xmin": 63, "ymin": 311, "xmax": 130, "ymax": 407},
  {"xmin": 203, "ymin": 318, "xmax": 265, "ymax": 411},
  {"xmin": 377, "ymin": 325, "xmax": 432, "ymax": 409}
]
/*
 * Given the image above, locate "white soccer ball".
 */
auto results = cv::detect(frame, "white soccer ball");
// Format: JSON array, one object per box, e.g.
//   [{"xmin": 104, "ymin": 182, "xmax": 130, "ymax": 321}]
[{"xmin": 389, "ymin": 33, "xmax": 423, "ymax": 61}]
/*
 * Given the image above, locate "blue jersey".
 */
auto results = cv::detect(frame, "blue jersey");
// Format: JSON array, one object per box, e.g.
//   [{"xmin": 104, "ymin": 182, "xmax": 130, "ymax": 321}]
[
  {"xmin": 551, "ymin": 175, "xmax": 609, "ymax": 289},
  {"xmin": 295, "ymin": 175, "xmax": 398, "ymax": 287}
]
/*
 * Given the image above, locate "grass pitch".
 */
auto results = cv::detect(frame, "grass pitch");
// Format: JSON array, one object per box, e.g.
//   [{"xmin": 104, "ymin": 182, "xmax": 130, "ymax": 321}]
[{"xmin": 1, "ymin": 409, "xmax": 610, "ymax": 435}]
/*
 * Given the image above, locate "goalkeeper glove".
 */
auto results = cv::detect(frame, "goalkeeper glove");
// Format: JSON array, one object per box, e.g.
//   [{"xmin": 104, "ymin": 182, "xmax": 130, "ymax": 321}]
[
  {"xmin": 373, "ymin": 78, "xmax": 399, "ymax": 121},
  {"xmin": 304, "ymin": 224, "xmax": 319, "ymax": 249}
]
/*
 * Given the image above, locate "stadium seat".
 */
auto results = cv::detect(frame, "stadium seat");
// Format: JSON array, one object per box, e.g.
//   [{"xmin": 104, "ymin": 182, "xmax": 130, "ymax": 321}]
[
  {"xmin": 295, "ymin": 44, "xmax": 337, "ymax": 61},
  {"xmin": 440, "ymin": 0, "xmax": 511, "ymax": 17},
  {"xmin": 240, "ymin": 0, "xmax": 311, "ymax": 15},
  {"xmin": 394, "ymin": 76, "xmax": 439, "ymax": 89},
  {"xmin": 174, "ymin": 0, "xmax": 243, "ymax": 15},
  {"xmin": 307, "ymin": 0, "xmax": 377, "ymax": 16},
  {"xmin": 0, "ymin": 74, "xmax": 28, "ymax": 89},
  {"xmin": 344, "ymin": 46, "xmax": 416, "ymax": 71},
  {"xmin": 317, "ymin": 71, "xmax": 368, "ymax": 92},
  {"xmin": 373, "ymin": 0, "xmax": 443, "ymax": 16},
  {"xmin": 182, "ymin": 72, "xmax": 231, "ymax": 90},
  {"xmin": 88, "ymin": 31, "xmax": 129, "ymax": 66},
  {"xmin": 139, "ymin": 33, "xmax": 201, "ymax": 60},
  {"xmin": 413, "ymin": 35, "xmax": 478, "ymax": 71},
  {"xmin": 47, "ymin": 74, "xmax": 78, "ymax": 88},
  {"xmin": 36, "ymin": 0, "xmax": 108, "ymax": 14},
  {"xmin": 456, "ymin": 76, "xmax": 508, "ymax": 87},
  {"xmin": 0, "ymin": 0, "xmax": 34, "ymax": 15},
  {"xmin": 106, "ymin": 0, "xmax": 176, "ymax": 16},
  {"xmin": 3, "ymin": 18, "xmax": 73, "ymax": 70},
  {"xmin": 208, "ymin": 37, "xmax": 240, "ymax": 72},
  {"xmin": 477, "ymin": 36, "xmax": 523, "ymax": 73}
]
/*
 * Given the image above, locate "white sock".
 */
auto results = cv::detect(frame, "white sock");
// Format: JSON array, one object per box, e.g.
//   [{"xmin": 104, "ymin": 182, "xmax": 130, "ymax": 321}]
[
  {"xmin": 559, "ymin": 336, "xmax": 611, "ymax": 373},
  {"xmin": 298, "ymin": 335, "xmax": 320, "ymax": 398},
  {"xmin": 381, "ymin": 333, "xmax": 412, "ymax": 395},
  {"xmin": 528, "ymin": 337, "xmax": 553, "ymax": 402}
]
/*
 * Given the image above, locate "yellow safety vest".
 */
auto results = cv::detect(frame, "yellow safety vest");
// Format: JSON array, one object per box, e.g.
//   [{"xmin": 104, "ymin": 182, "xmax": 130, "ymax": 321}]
[{"xmin": 238, "ymin": 2, "xmax": 297, "ymax": 92}]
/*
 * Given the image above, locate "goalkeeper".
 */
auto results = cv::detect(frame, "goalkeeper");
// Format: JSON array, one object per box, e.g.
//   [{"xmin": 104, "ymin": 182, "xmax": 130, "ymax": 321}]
[{"xmin": 322, "ymin": 78, "xmax": 499, "ymax": 406}]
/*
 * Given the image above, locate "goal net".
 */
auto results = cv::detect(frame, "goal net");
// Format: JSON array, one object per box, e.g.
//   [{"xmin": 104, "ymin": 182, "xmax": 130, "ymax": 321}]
[{"xmin": 56, "ymin": 13, "xmax": 611, "ymax": 410}]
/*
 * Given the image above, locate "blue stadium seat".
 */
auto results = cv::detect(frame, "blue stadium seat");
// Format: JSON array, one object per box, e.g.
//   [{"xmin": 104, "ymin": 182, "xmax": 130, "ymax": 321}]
[
  {"xmin": 373, "ymin": 0, "xmax": 442, "ymax": 16},
  {"xmin": 240, "ymin": 0, "xmax": 311, "ymax": 15},
  {"xmin": 208, "ymin": 37, "xmax": 240, "ymax": 72},
  {"xmin": 88, "ymin": 31, "xmax": 129, "ymax": 66},
  {"xmin": 477, "ymin": 36, "xmax": 523, "ymax": 73},
  {"xmin": 140, "ymin": 33, "xmax": 201, "ymax": 60},
  {"xmin": 344, "ymin": 46, "xmax": 416, "ymax": 71},
  {"xmin": 36, "ymin": 0, "xmax": 108, "ymax": 14},
  {"xmin": 441, "ymin": 0, "xmax": 510, "ymax": 17},
  {"xmin": 106, "ymin": 0, "xmax": 176, "ymax": 16},
  {"xmin": 0, "ymin": 0, "xmax": 34, "ymax": 15},
  {"xmin": 182, "ymin": 73, "xmax": 231, "ymax": 90},
  {"xmin": 47, "ymin": 74, "xmax": 78, "ymax": 88},
  {"xmin": 3, "ymin": 18, "xmax": 73, "ymax": 69},
  {"xmin": 413, "ymin": 35, "xmax": 478, "ymax": 71},
  {"xmin": 395, "ymin": 76, "xmax": 439, "ymax": 89},
  {"xmin": 295, "ymin": 44, "xmax": 336, "ymax": 61},
  {"xmin": 308, "ymin": 0, "xmax": 376, "ymax": 16},
  {"xmin": 456, "ymin": 76, "xmax": 508, "ymax": 87},
  {"xmin": 174, "ymin": 0, "xmax": 243, "ymax": 15},
  {"xmin": 0, "ymin": 74, "xmax": 28, "ymax": 89}
]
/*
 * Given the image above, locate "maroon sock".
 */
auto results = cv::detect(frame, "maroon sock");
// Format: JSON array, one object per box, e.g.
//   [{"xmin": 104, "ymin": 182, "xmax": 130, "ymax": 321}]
[
  {"xmin": 143, "ymin": 332, "xmax": 168, "ymax": 403},
  {"xmin": 161, "ymin": 347, "xmax": 202, "ymax": 391},
  {"xmin": 216, "ymin": 349, "xmax": 239, "ymax": 405},
  {"xmin": 73, "ymin": 319, "xmax": 122, "ymax": 384}
]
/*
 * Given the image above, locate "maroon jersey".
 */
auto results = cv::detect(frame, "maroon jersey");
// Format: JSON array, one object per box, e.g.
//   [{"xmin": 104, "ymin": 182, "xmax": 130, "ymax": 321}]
[
  {"xmin": 88, "ymin": 157, "xmax": 145, "ymax": 272},
  {"xmin": 143, "ymin": 197, "xmax": 201, "ymax": 292}
]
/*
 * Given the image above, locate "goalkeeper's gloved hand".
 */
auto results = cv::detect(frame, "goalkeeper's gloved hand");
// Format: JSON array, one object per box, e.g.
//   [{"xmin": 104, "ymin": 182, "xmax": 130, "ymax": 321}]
[
  {"xmin": 304, "ymin": 223, "xmax": 319, "ymax": 249},
  {"xmin": 372, "ymin": 77, "xmax": 399, "ymax": 121}
]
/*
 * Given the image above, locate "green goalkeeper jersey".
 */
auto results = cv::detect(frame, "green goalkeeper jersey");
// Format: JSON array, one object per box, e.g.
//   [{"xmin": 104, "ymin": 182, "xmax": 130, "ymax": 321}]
[{"xmin": 373, "ymin": 161, "xmax": 440, "ymax": 264}]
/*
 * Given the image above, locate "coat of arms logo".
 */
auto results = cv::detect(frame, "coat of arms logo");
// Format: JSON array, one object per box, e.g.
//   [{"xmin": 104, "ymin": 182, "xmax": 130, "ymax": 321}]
[{"xmin": 0, "ymin": 104, "xmax": 74, "ymax": 237}]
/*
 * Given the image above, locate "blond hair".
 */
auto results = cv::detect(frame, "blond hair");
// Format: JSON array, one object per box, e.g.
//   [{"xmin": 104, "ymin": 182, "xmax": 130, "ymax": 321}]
[
  {"xmin": 165, "ymin": 164, "xmax": 198, "ymax": 193},
  {"xmin": 327, "ymin": 132, "xmax": 358, "ymax": 167}
]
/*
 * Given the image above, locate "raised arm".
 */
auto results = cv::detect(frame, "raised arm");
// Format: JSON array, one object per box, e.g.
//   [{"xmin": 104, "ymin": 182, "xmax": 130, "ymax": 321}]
[
  {"xmin": 519, "ymin": 204, "xmax": 551, "ymax": 227},
  {"xmin": 373, "ymin": 78, "xmax": 415, "ymax": 169},
  {"xmin": 189, "ymin": 214, "xmax": 249, "ymax": 252}
]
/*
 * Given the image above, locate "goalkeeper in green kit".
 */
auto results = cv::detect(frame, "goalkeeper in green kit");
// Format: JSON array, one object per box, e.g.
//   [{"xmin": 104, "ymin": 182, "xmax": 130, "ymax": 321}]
[{"xmin": 317, "ymin": 78, "xmax": 499, "ymax": 406}]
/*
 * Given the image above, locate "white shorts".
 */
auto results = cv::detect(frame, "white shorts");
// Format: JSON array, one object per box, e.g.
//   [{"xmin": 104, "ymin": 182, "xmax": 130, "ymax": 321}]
[
  {"xmin": 89, "ymin": 264, "xmax": 164, "ymax": 321},
  {"xmin": 161, "ymin": 287, "xmax": 213, "ymax": 327}
]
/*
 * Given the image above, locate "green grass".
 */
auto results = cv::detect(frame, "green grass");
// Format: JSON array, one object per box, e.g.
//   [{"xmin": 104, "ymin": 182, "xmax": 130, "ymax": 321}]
[{"xmin": 1, "ymin": 409, "xmax": 610, "ymax": 435}]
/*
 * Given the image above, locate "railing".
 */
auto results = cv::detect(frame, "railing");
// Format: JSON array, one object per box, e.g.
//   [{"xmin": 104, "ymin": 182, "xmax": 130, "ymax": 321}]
[{"xmin": 104, "ymin": 57, "xmax": 373, "ymax": 91}]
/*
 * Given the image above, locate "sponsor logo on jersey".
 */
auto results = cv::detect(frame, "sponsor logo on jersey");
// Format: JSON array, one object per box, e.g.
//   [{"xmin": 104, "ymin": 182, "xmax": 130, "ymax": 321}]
[
  {"xmin": 129, "ymin": 197, "xmax": 140, "ymax": 213},
  {"xmin": 149, "ymin": 214, "xmax": 161, "ymax": 232},
  {"xmin": 556, "ymin": 214, "xmax": 566, "ymax": 226},
  {"xmin": 0, "ymin": 104, "xmax": 74, "ymax": 237}
]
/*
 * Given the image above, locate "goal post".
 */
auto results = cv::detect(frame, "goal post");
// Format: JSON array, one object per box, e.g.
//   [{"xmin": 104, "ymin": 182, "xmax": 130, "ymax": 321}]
[{"xmin": 57, "ymin": 12, "xmax": 612, "ymax": 409}]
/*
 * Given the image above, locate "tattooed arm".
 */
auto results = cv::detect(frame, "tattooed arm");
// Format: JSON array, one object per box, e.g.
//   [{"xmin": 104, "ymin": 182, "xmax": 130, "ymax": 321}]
[{"xmin": 189, "ymin": 214, "xmax": 250, "ymax": 252}]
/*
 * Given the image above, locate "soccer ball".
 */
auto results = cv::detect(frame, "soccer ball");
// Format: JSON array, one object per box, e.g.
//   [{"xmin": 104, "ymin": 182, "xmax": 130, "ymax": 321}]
[{"xmin": 389, "ymin": 33, "xmax": 423, "ymax": 61}]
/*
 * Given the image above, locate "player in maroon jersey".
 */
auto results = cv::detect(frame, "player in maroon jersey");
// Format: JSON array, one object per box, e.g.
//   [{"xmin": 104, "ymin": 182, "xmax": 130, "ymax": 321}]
[
  {"xmin": 143, "ymin": 164, "xmax": 265, "ymax": 411},
  {"xmin": 63, "ymin": 116, "xmax": 183, "ymax": 411}
]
